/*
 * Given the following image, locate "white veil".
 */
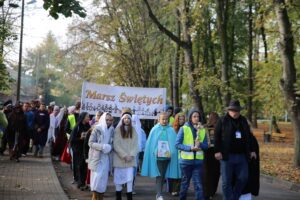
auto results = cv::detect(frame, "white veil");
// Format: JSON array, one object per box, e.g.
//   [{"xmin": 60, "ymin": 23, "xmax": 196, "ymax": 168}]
[
  {"xmin": 132, "ymin": 114, "xmax": 143, "ymax": 152},
  {"xmin": 96, "ymin": 112, "xmax": 112, "ymax": 133},
  {"xmin": 116, "ymin": 113, "xmax": 133, "ymax": 129},
  {"xmin": 132, "ymin": 114, "xmax": 142, "ymax": 135}
]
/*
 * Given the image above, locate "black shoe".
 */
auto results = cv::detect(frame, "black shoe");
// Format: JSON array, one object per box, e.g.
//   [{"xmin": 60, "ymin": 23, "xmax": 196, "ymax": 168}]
[
  {"xmin": 80, "ymin": 186, "xmax": 85, "ymax": 191},
  {"xmin": 116, "ymin": 191, "xmax": 122, "ymax": 200},
  {"xmin": 15, "ymin": 158, "xmax": 20, "ymax": 162},
  {"xmin": 126, "ymin": 192, "xmax": 132, "ymax": 200}
]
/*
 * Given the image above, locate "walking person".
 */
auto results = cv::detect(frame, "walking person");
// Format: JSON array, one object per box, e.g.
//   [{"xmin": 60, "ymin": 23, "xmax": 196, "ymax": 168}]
[
  {"xmin": 22, "ymin": 102, "xmax": 34, "ymax": 156},
  {"xmin": 53, "ymin": 108, "xmax": 69, "ymax": 160},
  {"xmin": 7, "ymin": 103, "xmax": 27, "ymax": 162},
  {"xmin": 66, "ymin": 103, "xmax": 81, "ymax": 184},
  {"xmin": 168, "ymin": 112, "xmax": 186, "ymax": 196},
  {"xmin": 88, "ymin": 112, "xmax": 114, "ymax": 200},
  {"xmin": 48, "ymin": 106, "xmax": 66, "ymax": 160},
  {"xmin": 141, "ymin": 112, "xmax": 181, "ymax": 200},
  {"xmin": 202, "ymin": 112, "xmax": 220, "ymax": 200},
  {"xmin": 165, "ymin": 106, "xmax": 175, "ymax": 126},
  {"xmin": 33, "ymin": 103, "xmax": 50, "ymax": 158},
  {"xmin": 131, "ymin": 114, "xmax": 146, "ymax": 195},
  {"xmin": 0, "ymin": 100, "xmax": 13, "ymax": 155},
  {"xmin": 175, "ymin": 109, "xmax": 208, "ymax": 200},
  {"xmin": 70, "ymin": 112, "xmax": 91, "ymax": 190},
  {"xmin": 85, "ymin": 111, "xmax": 103, "ymax": 189},
  {"xmin": 239, "ymin": 121, "xmax": 260, "ymax": 200},
  {"xmin": 0, "ymin": 103, "xmax": 8, "ymax": 154},
  {"xmin": 214, "ymin": 100, "xmax": 256, "ymax": 200},
  {"xmin": 113, "ymin": 110, "xmax": 139, "ymax": 200}
]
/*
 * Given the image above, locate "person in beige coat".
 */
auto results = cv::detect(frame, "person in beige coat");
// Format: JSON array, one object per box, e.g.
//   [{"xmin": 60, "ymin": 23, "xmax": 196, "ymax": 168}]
[{"xmin": 113, "ymin": 112, "xmax": 138, "ymax": 200}]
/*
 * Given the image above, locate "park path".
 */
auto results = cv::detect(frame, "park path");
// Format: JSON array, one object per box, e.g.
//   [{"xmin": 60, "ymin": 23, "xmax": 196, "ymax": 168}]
[
  {"xmin": 0, "ymin": 148, "xmax": 68, "ymax": 200},
  {"xmin": 0, "ymin": 148, "xmax": 299, "ymax": 200}
]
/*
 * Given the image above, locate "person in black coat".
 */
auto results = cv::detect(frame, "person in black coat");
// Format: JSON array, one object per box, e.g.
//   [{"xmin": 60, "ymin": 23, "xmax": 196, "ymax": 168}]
[
  {"xmin": 240, "ymin": 131, "xmax": 260, "ymax": 199},
  {"xmin": 70, "ymin": 112, "xmax": 91, "ymax": 190},
  {"xmin": 33, "ymin": 103, "xmax": 50, "ymax": 157},
  {"xmin": 203, "ymin": 112, "xmax": 220, "ymax": 200},
  {"xmin": 7, "ymin": 103, "xmax": 27, "ymax": 162},
  {"xmin": 214, "ymin": 100, "xmax": 257, "ymax": 200}
]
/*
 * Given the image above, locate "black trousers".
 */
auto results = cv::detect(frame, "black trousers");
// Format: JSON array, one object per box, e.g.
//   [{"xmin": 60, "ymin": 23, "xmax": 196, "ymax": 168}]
[
  {"xmin": 73, "ymin": 150, "xmax": 87, "ymax": 187},
  {"xmin": 0, "ymin": 132, "xmax": 8, "ymax": 154}
]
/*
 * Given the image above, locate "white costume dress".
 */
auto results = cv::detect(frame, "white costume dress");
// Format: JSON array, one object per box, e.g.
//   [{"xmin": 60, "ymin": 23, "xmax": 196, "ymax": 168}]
[{"xmin": 88, "ymin": 113, "xmax": 114, "ymax": 193}]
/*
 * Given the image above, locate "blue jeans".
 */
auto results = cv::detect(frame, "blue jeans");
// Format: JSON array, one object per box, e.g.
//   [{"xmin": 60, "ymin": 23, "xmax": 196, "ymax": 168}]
[
  {"xmin": 179, "ymin": 163, "xmax": 204, "ymax": 200},
  {"xmin": 221, "ymin": 154, "xmax": 248, "ymax": 200}
]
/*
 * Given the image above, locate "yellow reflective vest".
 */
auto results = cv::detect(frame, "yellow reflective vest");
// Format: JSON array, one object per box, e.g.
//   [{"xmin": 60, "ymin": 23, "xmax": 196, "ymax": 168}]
[
  {"xmin": 180, "ymin": 125, "xmax": 206, "ymax": 160},
  {"xmin": 169, "ymin": 116, "xmax": 175, "ymax": 126},
  {"xmin": 68, "ymin": 114, "xmax": 76, "ymax": 130}
]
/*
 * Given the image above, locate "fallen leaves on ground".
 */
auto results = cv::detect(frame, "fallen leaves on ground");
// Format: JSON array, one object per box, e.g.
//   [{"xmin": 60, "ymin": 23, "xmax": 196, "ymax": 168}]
[{"xmin": 255, "ymin": 122, "xmax": 300, "ymax": 184}]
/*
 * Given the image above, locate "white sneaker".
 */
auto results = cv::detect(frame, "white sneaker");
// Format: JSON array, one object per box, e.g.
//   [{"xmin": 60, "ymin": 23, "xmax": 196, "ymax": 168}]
[{"xmin": 156, "ymin": 196, "xmax": 164, "ymax": 200}]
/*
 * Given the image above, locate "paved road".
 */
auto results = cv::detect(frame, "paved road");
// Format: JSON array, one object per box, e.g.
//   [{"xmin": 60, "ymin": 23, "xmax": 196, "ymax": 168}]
[
  {"xmin": 0, "ymin": 150, "xmax": 68, "ymax": 200},
  {"xmin": 0, "ymin": 148, "xmax": 299, "ymax": 200},
  {"xmin": 54, "ymin": 160, "xmax": 300, "ymax": 200}
]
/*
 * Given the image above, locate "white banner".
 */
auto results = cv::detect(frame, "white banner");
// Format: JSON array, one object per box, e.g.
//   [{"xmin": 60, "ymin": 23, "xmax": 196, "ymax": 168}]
[{"xmin": 80, "ymin": 82, "xmax": 166, "ymax": 119}]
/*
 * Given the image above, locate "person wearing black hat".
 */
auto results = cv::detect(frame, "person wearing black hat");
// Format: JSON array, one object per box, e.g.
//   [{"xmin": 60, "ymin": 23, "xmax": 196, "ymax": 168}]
[{"xmin": 214, "ymin": 100, "xmax": 257, "ymax": 200}]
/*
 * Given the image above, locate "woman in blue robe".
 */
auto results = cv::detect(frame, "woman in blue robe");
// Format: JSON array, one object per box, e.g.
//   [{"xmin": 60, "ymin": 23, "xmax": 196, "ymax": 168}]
[{"xmin": 141, "ymin": 112, "xmax": 181, "ymax": 200}]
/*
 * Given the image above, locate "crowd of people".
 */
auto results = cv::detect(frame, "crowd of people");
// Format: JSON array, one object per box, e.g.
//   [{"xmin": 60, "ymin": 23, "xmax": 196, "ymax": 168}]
[{"xmin": 0, "ymin": 99, "xmax": 260, "ymax": 200}]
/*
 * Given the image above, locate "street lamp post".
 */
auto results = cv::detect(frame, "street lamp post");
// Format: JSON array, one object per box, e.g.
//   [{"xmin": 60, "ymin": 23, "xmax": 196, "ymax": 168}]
[{"xmin": 16, "ymin": 0, "xmax": 25, "ymax": 102}]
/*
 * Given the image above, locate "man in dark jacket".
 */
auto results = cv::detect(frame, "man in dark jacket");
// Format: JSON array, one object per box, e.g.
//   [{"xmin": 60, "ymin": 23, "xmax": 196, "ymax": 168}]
[
  {"xmin": 33, "ymin": 103, "xmax": 50, "ymax": 157},
  {"xmin": 214, "ymin": 100, "xmax": 256, "ymax": 200}
]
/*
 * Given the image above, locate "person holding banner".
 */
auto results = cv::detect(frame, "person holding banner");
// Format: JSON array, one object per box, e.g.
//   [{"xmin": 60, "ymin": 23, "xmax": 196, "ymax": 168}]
[
  {"xmin": 141, "ymin": 112, "xmax": 181, "ymax": 200},
  {"xmin": 113, "ymin": 110, "xmax": 138, "ymax": 200},
  {"xmin": 88, "ymin": 112, "xmax": 114, "ymax": 200},
  {"xmin": 175, "ymin": 108, "xmax": 209, "ymax": 200}
]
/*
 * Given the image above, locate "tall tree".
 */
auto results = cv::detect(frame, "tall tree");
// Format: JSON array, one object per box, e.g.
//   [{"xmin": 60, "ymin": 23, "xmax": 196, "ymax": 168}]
[
  {"xmin": 215, "ymin": 0, "xmax": 231, "ymax": 108},
  {"xmin": 173, "ymin": 8, "xmax": 180, "ymax": 108},
  {"xmin": 247, "ymin": 0, "xmax": 254, "ymax": 122},
  {"xmin": 274, "ymin": 0, "xmax": 300, "ymax": 166},
  {"xmin": 143, "ymin": 0, "xmax": 204, "ymax": 112}
]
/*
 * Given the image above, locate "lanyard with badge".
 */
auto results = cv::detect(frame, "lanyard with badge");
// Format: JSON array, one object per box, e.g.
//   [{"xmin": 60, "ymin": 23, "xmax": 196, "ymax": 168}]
[{"xmin": 232, "ymin": 120, "xmax": 242, "ymax": 139}]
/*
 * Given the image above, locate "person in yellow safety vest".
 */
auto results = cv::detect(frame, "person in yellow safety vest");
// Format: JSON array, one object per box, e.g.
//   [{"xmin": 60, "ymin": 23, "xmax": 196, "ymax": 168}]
[
  {"xmin": 65, "ymin": 103, "xmax": 81, "ymax": 138},
  {"xmin": 165, "ymin": 105, "xmax": 175, "ymax": 126},
  {"xmin": 65, "ymin": 102, "xmax": 81, "ymax": 185},
  {"xmin": 175, "ymin": 108, "xmax": 208, "ymax": 200}
]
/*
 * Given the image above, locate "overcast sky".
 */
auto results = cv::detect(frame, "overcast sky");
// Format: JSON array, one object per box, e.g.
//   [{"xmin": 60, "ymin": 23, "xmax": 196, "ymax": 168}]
[{"xmin": 7, "ymin": 0, "xmax": 92, "ymax": 63}]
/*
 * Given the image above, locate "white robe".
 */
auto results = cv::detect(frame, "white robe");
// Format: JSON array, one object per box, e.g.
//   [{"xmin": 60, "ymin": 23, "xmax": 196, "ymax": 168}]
[
  {"xmin": 89, "ymin": 113, "xmax": 114, "ymax": 193},
  {"xmin": 91, "ymin": 153, "xmax": 110, "ymax": 192}
]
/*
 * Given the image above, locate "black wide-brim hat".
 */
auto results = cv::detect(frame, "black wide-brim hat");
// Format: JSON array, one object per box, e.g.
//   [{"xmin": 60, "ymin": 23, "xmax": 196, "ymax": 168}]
[{"xmin": 226, "ymin": 100, "xmax": 244, "ymax": 111}]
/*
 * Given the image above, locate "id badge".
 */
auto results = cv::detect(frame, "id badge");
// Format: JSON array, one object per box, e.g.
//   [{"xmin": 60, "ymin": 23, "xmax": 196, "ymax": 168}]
[{"xmin": 235, "ymin": 131, "xmax": 242, "ymax": 139}]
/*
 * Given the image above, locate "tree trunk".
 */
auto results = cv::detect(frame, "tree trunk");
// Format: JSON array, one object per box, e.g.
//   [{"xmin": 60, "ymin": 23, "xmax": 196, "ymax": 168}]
[
  {"xmin": 181, "ymin": 0, "xmax": 203, "ymax": 113},
  {"xmin": 143, "ymin": 0, "xmax": 203, "ymax": 112},
  {"xmin": 274, "ymin": 0, "xmax": 300, "ymax": 167},
  {"xmin": 215, "ymin": 0, "xmax": 230, "ymax": 108},
  {"xmin": 247, "ymin": 1, "xmax": 253, "ymax": 123},
  {"xmin": 173, "ymin": 9, "xmax": 180, "ymax": 108},
  {"xmin": 169, "ymin": 52, "xmax": 174, "ymax": 106},
  {"xmin": 260, "ymin": 13, "xmax": 268, "ymax": 62}
]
